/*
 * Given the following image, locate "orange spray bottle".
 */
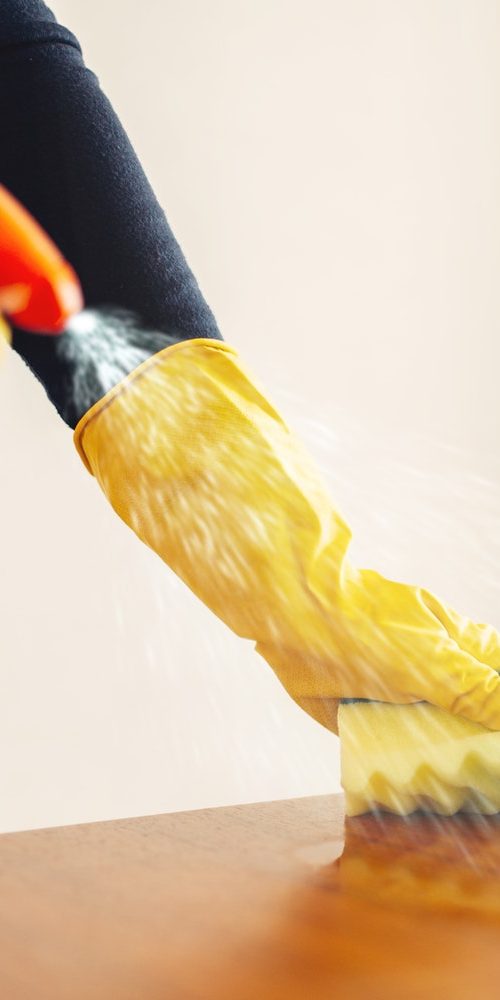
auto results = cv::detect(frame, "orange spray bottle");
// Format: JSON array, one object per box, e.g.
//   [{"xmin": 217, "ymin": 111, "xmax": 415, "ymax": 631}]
[{"xmin": 0, "ymin": 183, "xmax": 83, "ymax": 341}]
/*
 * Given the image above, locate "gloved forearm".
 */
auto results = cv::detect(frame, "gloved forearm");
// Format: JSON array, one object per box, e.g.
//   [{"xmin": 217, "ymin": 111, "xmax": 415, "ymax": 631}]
[
  {"xmin": 1, "ymin": 0, "xmax": 221, "ymax": 424},
  {"xmin": 74, "ymin": 338, "xmax": 500, "ymax": 734}
]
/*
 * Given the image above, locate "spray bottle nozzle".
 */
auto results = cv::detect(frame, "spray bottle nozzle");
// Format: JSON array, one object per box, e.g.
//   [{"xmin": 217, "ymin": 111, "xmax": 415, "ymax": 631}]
[{"xmin": 0, "ymin": 184, "xmax": 83, "ymax": 334}]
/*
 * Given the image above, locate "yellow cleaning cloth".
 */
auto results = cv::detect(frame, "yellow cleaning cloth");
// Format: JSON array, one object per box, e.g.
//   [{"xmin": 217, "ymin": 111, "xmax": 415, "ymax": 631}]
[{"xmin": 339, "ymin": 700, "xmax": 500, "ymax": 816}]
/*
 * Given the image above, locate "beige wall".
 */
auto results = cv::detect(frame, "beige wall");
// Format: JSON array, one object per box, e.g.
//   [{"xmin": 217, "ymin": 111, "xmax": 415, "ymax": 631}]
[{"xmin": 1, "ymin": 0, "xmax": 499, "ymax": 831}]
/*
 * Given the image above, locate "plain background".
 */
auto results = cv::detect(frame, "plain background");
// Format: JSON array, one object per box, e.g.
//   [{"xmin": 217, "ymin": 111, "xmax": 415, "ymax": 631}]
[{"xmin": 0, "ymin": 0, "xmax": 499, "ymax": 832}]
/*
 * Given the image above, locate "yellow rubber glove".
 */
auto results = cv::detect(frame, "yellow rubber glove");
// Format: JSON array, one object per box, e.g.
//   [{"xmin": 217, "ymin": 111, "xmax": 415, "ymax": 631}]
[{"xmin": 73, "ymin": 338, "xmax": 500, "ymax": 734}]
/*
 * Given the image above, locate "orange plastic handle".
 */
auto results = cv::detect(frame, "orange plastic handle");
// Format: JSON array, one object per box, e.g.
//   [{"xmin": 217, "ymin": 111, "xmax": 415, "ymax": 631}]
[{"xmin": 0, "ymin": 184, "xmax": 83, "ymax": 333}]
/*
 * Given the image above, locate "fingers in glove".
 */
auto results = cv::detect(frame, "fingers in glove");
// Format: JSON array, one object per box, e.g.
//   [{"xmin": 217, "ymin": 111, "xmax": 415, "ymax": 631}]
[
  {"xmin": 430, "ymin": 642, "xmax": 500, "ymax": 729},
  {"xmin": 423, "ymin": 590, "xmax": 500, "ymax": 671}
]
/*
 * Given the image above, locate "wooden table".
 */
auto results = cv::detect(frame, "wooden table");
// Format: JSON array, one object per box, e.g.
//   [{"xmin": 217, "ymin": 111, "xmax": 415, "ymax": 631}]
[{"xmin": 1, "ymin": 794, "xmax": 500, "ymax": 999}]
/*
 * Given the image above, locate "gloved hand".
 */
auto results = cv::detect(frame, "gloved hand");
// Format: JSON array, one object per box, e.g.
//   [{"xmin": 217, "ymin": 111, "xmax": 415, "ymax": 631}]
[{"xmin": 73, "ymin": 338, "xmax": 500, "ymax": 734}]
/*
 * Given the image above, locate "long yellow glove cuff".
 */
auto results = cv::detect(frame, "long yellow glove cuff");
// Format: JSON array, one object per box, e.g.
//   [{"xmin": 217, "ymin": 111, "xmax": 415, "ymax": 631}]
[{"xmin": 74, "ymin": 338, "xmax": 500, "ymax": 734}]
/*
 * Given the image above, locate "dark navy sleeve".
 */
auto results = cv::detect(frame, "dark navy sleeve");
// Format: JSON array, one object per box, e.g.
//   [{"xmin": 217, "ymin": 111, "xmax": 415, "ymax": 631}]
[{"xmin": 0, "ymin": 0, "xmax": 222, "ymax": 425}]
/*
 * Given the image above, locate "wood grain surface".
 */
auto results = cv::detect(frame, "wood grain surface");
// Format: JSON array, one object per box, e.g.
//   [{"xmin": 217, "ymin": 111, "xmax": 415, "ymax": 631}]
[{"xmin": 1, "ymin": 794, "xmax": 500, "ymax": 999}]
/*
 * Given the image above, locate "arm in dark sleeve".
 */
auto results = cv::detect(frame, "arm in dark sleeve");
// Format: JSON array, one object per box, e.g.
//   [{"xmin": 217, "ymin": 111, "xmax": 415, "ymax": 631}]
[{"xmin": 0, "ymin": 0, "xmax": 222, "ymax": 426}]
